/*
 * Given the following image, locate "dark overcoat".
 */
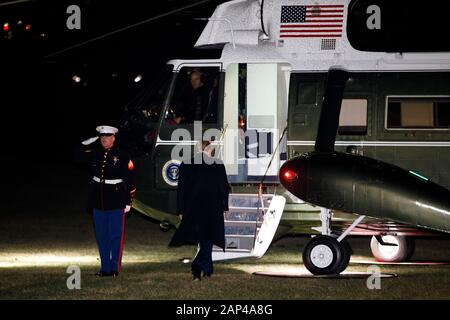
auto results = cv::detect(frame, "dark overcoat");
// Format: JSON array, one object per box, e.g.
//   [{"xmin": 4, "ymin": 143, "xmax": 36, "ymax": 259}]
[{"xmin": 169, "ymin": 153, "xmax": 229, "ymax": 250}]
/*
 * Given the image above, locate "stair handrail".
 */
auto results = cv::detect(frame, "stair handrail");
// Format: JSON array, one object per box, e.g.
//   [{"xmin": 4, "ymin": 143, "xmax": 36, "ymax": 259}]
[
  {"xmin": 215, "ymin": 123, "xmax": 229, "ymax": 160},
  {"xmin": 253, "ymin": 125, "xmax": 288, "ymax": 251},
  {"xmin": 258, "ymin": 125, "xmax": 288, "ymax": 211}
]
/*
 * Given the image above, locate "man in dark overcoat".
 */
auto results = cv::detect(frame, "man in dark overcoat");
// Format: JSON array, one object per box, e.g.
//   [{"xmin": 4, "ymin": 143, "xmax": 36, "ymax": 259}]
[{"xmin": 169, "ymin": 141, "xmax": 229, "ymax": 280}]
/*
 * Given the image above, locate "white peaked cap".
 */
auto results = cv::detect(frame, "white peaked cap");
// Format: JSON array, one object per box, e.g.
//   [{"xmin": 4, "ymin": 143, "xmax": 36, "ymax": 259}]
[{"xmin": 96, "ymin": 125, "xmax": 119, "ymax": 135}]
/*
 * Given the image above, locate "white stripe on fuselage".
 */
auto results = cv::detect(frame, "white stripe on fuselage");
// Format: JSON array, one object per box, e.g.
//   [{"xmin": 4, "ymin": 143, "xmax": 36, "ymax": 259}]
[
  {"xmin": 155, "ymin": 139, "xmax": 450, "ymax": 147},
  {"xmin": 287, "ymin": 141, "xmax": 450, "ymax": 147}
]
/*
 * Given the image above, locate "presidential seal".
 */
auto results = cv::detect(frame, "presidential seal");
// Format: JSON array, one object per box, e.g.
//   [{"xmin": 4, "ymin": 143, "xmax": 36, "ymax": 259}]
[{"xmin": 162, "ymin": 160, "xmax": 181, "ymax": 187}]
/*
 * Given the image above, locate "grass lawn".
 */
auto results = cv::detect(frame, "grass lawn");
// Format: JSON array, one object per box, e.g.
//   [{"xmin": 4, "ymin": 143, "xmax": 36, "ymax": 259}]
[
  {"xmin": 0, "ymin": 157, "xmax": 449, "ymax": 300},
  {"xmin": 1, "ymin": 213, "xmax": 449, "ymax": 300}
]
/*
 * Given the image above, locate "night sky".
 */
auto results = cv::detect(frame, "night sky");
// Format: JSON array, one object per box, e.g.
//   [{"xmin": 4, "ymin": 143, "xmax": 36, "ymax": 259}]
[{"xmin": 0, "ymin": 0, "xmax": 224, "ymax": 161}]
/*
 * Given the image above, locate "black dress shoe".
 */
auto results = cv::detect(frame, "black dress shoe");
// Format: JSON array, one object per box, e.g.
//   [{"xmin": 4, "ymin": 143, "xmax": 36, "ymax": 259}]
[
  {"xmin": 111, "ymin": 271, "xmax": 119, "ymax": 277},
  {"xmin": 192, "ymin": 263, "xmax": 202, "ymax": 281},
  {"xmin": 192, "ymin": 269, "xmax": 201, "ymax": 281},
  {"xmin": 192, "ymin": 274, "xmax": 201, "ymax": 281},
  {"xmin": 95, "ymin": 271, "xmax": 112, "ymax": 277}
]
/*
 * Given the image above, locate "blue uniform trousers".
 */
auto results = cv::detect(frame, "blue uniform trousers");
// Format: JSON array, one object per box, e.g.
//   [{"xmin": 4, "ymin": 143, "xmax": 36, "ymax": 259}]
[
  {"xmin": 192, "ymin": 241, "xmax": 213, "ymax": 276},
  {"xmin": 93, "ymin": 209, "xmax": 126, "ymax": 273}
]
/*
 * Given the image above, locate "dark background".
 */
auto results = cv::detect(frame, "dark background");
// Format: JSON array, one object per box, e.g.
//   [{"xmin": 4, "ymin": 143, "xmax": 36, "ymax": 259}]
[{"xmin": 0, "ymin": 0, "xmax": 224, "ymax": 161}]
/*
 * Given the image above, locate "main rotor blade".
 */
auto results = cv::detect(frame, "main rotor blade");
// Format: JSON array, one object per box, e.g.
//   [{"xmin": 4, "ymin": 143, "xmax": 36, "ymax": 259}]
[{"xmin": 314, "ymin": 69, "xmax": 349, "ymax": 152}]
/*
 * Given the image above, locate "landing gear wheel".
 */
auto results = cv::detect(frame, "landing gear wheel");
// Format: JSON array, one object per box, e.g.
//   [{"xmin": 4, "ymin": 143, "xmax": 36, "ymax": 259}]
[
  {"xmin": 405, "ymin": 237, "xmax": 416, "ymax": 261},
  {"xmin": 303, "ymin": 236, "xmax": 350, "ymax": 275},
  {"xmin": 159, "ymin": 221, "xmax": 172, "ymax": 232},
  {"xmin": 336, "ymin": 239, "xmax": 351, "ymax": 274},
  {"xmin": 370, "ymin": 235, "xmax": 414, "ymax": 262}
]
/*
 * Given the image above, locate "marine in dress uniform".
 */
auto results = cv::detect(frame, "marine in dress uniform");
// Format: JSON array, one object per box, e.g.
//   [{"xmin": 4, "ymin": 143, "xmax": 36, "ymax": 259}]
[
  {"xmin": 76, "ymin": 125, "xmax": 136, "ymax": 277},
  {"xmin": 169, "ymin": 141, "xmax": 229, "ymax": 281}
]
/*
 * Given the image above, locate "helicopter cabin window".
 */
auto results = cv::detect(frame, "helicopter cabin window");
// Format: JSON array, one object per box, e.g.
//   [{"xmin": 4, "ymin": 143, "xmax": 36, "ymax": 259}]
[
  {"xmin": 338, "ymin": 99, "xmax": 368, "ymax": 135},
  {"xmin": 297, "ymin": 82, "xmax": 318, "ymax": 105},
  {"xmin": 166, "ymin": 66, "xmax": 221, "ymax": 125},
  {"xmin": 290, "ymin": 80, "xmax": 319, "ymax": 126},
  {"xmin": 386, "ymin": 97, "xmax": 450, "ymax": 129}
]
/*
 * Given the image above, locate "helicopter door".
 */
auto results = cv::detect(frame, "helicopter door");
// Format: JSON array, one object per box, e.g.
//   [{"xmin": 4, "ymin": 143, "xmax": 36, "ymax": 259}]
[
  {"xmin": 223, "ymin": 63, "xmax": 289, "ymax": 182},
  {"xmin": 247, "ymin": 64, "xmax": 280, "ymax": 177}
]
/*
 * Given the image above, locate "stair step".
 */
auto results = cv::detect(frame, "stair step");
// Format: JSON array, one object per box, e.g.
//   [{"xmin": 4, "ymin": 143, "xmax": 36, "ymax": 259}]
[
  {"xmin": 229, "ymin": 193, "xmax": 273, "ymax": 198},
  {"xmin": 213, "ymin": 248, "xmax": 251, "ymax": 253},
  {"xmin": 224, "ymin": 231, "xmax": 257, "ymax": 237},
  {"xmin": 224, "ymin": 220, "xmax": 262, "ymax": 225},
  {"xmin": 225, "ymin": 227, "xmax": 258, "ymax": 235},
  {"xmin": 229, "ymin": 195, "xmax": 272, "ymax": 208},
  {"xmin": 225, "ymin": 211, "xmax": 262, "ymax": 221},
  {"xmin": 228, "ymin": 206, "xmax": 262, "ymax": 211}
]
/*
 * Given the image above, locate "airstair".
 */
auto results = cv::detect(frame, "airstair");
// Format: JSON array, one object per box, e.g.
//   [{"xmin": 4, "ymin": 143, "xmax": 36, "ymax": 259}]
[
  {"xmin": 210, "ymin": 124, "xmax": 287, "ymax": 261},
  {"xmin": 212, "ymin": 193, "xmax": 286, "ymax": 261}
]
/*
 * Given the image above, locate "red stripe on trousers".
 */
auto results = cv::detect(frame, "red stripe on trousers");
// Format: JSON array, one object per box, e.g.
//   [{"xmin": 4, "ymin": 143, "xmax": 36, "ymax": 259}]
[{"xmin": 117, "ymin": 210, "xmax": 126, "ymax": 272}]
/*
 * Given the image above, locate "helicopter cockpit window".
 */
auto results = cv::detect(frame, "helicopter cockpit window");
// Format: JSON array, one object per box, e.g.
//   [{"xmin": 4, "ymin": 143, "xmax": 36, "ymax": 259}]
[
  {"xmin": 119, "ymin": 66, "xmax": 173, "ymax": 156},
  {"xmin": 167, "ymin": 66, "xmax": 221, "ymax": 125},
  {"xmin": 134, "ymin": 78, "xmax": 170, "ymax": 124},
  {"xmin": 122, "ymin": 67, "xmax": 173, "ymax": 127}
]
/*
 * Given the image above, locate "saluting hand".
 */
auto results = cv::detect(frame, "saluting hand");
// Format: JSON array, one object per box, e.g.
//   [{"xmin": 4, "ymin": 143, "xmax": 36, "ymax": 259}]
[{"xmin": 81, "ymin": 136, "xmax": 99, "ymax": 145}]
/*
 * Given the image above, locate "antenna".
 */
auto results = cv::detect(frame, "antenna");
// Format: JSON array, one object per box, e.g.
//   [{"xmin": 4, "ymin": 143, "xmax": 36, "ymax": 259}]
[
  {"xmin": 0, "ymin": 0, "xmax": 34, "ymax": 7},
  {"xmin": 45, "ymin": 0, "xmax": 213, "ymax": 59}
]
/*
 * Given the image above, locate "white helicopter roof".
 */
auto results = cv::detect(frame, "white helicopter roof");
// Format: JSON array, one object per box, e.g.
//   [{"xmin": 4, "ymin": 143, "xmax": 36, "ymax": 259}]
[{"xmin": 192, "ymin": 0, "xmax": 450, "ymax": 72}]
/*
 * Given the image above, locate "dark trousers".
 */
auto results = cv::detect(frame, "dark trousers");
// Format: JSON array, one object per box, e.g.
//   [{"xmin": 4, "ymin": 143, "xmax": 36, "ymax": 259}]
[
  {"xmin": 192, "ymin": 240, "xmax": 213, "ymax": 276},
  {"xmin": 93, "ymin": 209, "xmax": 126, "ymax": 273}
]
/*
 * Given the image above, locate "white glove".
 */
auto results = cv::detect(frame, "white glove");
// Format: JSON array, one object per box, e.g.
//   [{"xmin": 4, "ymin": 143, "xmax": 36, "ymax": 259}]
[
  {"xmin": 125, "ymin": 205, "xmax": 131, "ymax": 213},
  {"xmin": 81, "ymin": 136, "xmax": 99, "ymax": 145}
]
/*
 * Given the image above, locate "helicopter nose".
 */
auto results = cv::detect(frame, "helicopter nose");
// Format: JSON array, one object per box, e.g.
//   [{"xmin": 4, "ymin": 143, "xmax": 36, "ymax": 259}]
[
  {"xmin": 280, "ymin": 151, "xmax": 450, "ymax": 234},
  {"xmin": 279, "ymin": 156, "xmax": 305, "ymax": 194}
]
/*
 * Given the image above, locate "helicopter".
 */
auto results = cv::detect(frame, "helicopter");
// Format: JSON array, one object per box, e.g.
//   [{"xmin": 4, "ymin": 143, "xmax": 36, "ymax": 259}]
[{"xmin": 118, "ymin": 0, "xmax": 450, "ymax": 275}]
